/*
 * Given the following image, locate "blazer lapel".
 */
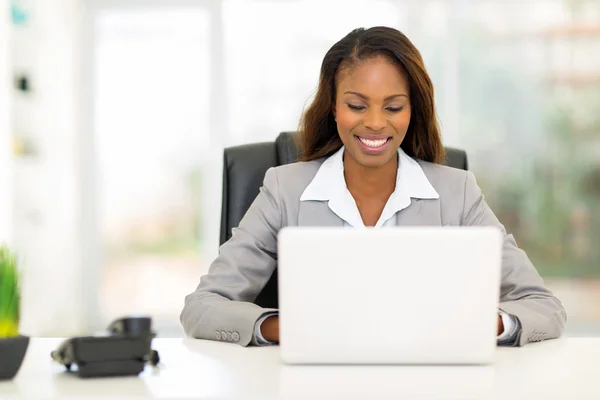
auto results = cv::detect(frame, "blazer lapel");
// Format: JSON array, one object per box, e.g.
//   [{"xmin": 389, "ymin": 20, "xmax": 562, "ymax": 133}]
[
  {"xmin": 298, "ymin": 201, "xmax": 345, "ymax": 227},
  {"xmin": 297, "ymin": 198, "xmax": 443, "ymax": 227},
  {"xmin": 395, "ymin": 198, "xmax": 443, "ymax": 226}
]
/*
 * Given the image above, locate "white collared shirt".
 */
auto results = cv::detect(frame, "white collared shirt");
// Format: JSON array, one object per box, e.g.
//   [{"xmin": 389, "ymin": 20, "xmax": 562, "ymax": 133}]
[
  {"xmin": 253, "ymin": 146, "xmax": 518, "ymax": 345},
  {"xmin": 300, "ymin": 146, "xmax": 439, "ymax": 227}
]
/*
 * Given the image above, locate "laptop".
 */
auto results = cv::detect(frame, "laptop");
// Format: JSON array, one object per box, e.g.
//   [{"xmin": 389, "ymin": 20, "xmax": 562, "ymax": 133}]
[{"xmin": 277, "ymin": 226, "xmax": 503, "ymax": 365}]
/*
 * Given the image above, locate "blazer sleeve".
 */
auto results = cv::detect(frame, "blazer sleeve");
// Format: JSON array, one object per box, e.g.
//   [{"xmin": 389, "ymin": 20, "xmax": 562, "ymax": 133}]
[
  {"xmin": 180, "ymin": 167, "xmax": 282, "ymax": 346},
  {"xmin": 462, "ymin": 171, "xmax": 567, "ymax": 346}
]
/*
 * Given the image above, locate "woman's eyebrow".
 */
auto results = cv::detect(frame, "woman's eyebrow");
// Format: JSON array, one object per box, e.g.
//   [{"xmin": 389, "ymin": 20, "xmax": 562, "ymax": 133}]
[{"xmin": 344, "ymin": 91, "xmax": 409, "ymax": 101}]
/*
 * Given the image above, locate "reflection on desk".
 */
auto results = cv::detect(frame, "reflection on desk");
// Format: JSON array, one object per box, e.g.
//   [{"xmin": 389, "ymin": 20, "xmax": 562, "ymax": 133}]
[{"xmin": 0, "ymin": 337, "xmax": 599, "ymax": 399}]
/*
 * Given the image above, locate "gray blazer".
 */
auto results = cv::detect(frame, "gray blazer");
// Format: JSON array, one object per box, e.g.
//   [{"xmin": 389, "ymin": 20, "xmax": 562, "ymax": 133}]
[{"xmin": 181, "ymin": 159, "xmax": 567, "ymax": 347}]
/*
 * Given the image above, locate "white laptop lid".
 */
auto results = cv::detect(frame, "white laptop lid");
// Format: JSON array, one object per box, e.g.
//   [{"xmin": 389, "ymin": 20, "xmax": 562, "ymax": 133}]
[{"xmin": 277, "ymin": 227, "xmax": 502, "ymax": 365}]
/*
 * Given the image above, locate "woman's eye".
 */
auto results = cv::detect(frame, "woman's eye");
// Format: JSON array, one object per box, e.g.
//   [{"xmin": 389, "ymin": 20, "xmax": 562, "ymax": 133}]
[
  {"xmin": 347, "ymin": 104, "xmax": 365, "ymax": 111},
  {"xmin": 387, "ymin": 106, "xmax": 404, "ymax": 113}
]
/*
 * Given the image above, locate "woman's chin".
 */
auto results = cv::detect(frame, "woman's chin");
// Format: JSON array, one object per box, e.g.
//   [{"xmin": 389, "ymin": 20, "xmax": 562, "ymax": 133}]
[{"xmin": 349, "ymin": 148, "xmax": 397, "ymax": 169}]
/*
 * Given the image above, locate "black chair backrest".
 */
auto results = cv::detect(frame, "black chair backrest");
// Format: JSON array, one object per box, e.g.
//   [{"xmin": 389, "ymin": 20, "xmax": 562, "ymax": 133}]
[{"xmin": 220, "ymin": 131, "xmax": 468, "ymax": 308}]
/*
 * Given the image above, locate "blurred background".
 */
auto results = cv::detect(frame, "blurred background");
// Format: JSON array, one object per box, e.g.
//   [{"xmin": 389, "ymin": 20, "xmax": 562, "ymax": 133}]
[{"xmin": 0, "ymin": 0, "xmax": 599, "ymax": 337}]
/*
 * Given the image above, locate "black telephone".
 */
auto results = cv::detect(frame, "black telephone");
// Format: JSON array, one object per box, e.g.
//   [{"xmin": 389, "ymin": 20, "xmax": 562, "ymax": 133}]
[{"xmin": 51, "ymin": 316, "xmax": 160, "ymax": 378}]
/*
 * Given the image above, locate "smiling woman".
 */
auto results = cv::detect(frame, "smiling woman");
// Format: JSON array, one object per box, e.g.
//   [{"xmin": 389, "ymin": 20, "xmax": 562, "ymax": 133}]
[
  {"xmin": 296, "ymin": 27, "xmax": 446, "ymax": 227},
  {"xmin": 297, "ymin": 27, "xmax": 444, "ymax": 166},
  {"xmin": 182, "ymin": 26, "xmax": 566, "ymax": 348},
  {"xmin": 336, "ymin": 57, "xmax": 411, "ymax": 162}
]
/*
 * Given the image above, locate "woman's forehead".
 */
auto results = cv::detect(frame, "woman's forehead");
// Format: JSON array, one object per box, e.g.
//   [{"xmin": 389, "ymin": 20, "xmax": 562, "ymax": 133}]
[{"xmin": 336, "ymin": 57, "xmax": 409, "ymax": 95}]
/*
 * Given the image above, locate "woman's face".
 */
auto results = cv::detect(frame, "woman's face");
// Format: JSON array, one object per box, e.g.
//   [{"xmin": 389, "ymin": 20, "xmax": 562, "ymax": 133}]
[{"xmin": 334, "ymin": 56, "xmax": 411, "ymax": 169}]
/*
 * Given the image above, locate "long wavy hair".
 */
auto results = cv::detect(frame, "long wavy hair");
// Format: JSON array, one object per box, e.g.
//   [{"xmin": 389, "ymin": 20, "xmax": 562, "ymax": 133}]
[{"xmin": 297, "ymin": 26, "xmax": 445, "ymax": 164}]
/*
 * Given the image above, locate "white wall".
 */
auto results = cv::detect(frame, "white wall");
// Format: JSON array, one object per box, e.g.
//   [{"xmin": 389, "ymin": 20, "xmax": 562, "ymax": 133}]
[
  {"xmin": 0, "ymin": 0, "xmax": 11, "ymax": 245},
  {"xmin": 12, "ymin": 0, "xmax": 87, "ymax": 336}
]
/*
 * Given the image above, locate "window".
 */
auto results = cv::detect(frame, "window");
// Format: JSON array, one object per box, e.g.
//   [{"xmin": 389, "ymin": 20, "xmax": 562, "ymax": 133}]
[{"xmin": 95, "ymin": 8, "xmax": 211, "ymax": 335}]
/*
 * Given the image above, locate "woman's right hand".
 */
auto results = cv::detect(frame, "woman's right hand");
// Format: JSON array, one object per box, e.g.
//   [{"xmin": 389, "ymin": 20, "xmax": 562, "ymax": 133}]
[{"xmin": 261, "ymin": 315, "xmax": 280, "ymax": 343}]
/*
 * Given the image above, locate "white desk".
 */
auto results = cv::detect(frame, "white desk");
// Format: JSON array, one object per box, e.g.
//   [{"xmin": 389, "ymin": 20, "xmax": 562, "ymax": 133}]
[{"xmin": 1, "ymin": 337, "xmax": 599, "ymax": 399}]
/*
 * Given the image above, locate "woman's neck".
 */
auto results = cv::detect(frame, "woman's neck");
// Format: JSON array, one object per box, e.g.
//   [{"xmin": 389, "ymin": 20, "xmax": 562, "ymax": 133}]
[{"xmin": 343, "ymin": 152, "xmax": 398, "ymax": 199}]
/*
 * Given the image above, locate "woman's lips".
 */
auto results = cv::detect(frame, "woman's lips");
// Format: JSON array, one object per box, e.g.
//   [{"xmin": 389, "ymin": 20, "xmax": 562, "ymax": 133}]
[{"xmin": 354, "ymin": 135, "xmax": 392, "ymax": 154}]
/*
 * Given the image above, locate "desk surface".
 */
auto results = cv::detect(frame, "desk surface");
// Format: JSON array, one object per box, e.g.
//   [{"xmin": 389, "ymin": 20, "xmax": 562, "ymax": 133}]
[{"xmin": 1, "ymin": 337, "xmax": 599, "ymax": 399}]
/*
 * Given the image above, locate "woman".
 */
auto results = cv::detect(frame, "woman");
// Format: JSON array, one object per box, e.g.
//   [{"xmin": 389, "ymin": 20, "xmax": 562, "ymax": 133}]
[{"xmin": 181, "ymin": 26, "xmax": 566, "ymax": 347}]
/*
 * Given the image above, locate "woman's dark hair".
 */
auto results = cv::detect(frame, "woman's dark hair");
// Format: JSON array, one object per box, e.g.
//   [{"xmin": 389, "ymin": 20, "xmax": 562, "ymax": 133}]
[{"xmin": 297, "ymin": 26, "xmax": 445, "ymax": 164}]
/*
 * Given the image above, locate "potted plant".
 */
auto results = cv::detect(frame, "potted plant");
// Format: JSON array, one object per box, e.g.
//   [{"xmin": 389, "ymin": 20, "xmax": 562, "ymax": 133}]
[{"xmin": 0, "ymin": 244, "xmax": 29, "ymax": 380}]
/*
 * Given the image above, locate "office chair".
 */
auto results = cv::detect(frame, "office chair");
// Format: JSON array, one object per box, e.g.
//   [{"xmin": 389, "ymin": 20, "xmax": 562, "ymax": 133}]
[{"xmin": 220, "ymin": 131, "xmax": 468, "ymax": 308}]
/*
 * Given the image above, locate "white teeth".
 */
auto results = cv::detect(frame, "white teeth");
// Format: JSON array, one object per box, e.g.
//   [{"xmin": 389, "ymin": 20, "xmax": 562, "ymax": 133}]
[{"xmin": 359, "ymin": 137, "xmax": 387, "ymax": 148}]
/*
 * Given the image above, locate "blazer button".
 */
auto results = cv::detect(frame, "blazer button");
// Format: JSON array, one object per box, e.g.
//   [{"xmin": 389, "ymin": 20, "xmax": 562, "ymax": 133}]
[
  {"xmin": 215, "ymin": 331, "xmax": 221, "ymax": 340},
  {"xmin": 221, "ymin": 331, "xmax": 227, "ymax": 340},
  {"xmin": 232, "ymin": 332, "xmax": 240, "ymax": 342},
  {"xmin": 226, "ymin": 332, "xmax": 233, "ymax": 341}
]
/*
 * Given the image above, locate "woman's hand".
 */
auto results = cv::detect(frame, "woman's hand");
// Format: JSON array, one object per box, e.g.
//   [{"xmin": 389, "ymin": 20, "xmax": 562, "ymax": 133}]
[
  {"xmin": 261, "ymin": 315, "xmax": 280, "ymax": 343},
  {"xmin": 497, "ymin": 314, "xmax": 504, "ymax": 336}
]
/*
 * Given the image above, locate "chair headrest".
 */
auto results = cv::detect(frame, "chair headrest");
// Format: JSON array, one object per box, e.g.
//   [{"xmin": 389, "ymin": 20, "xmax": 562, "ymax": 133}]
[{"xmin": 275, "ymin": 131, "xmax": 300, "ymax": 165}]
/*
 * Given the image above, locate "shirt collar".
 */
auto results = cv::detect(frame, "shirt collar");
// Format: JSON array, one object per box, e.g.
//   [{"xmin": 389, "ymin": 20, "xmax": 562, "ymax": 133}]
[{"xmin": 300, "ymin": 146, "xmax": 439, "ymax": 202}]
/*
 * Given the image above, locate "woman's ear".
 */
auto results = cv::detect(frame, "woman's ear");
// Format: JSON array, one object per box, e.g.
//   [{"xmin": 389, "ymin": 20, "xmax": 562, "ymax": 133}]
[{"xmin": 331, "ymin": 104, "xmax": 337, "ymax": 121}]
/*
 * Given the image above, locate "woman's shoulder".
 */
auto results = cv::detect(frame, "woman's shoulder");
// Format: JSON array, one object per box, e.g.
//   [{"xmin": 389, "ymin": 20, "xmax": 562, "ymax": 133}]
[
  {"xmin": 274, "ymin": 158, "xmax": 325, "ymax": 175},
  {"xmin": 416, "ymin": 159, "xmax": 473, "ymax": 194},
  {"xmin": 267, "ymin": 159, "xmax": 325, "ymax": 193}
]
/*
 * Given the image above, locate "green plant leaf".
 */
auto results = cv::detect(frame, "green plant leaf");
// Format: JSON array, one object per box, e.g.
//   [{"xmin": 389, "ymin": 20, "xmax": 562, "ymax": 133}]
[{"xmin": 0, "ymin": 244, "xmax": 20, "ymax": 337}]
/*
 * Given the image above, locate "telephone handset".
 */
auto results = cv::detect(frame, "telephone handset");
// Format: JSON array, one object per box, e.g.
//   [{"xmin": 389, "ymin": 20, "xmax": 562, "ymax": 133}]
[{"xmin": 51, "ymin": 316, "xmax": 159, "ymax": 378}]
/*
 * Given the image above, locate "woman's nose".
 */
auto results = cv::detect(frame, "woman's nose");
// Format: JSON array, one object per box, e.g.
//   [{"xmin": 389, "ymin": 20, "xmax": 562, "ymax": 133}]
[{"xmin": 363, "ymin": 110, "xmax": 386, "ymax": 131}]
